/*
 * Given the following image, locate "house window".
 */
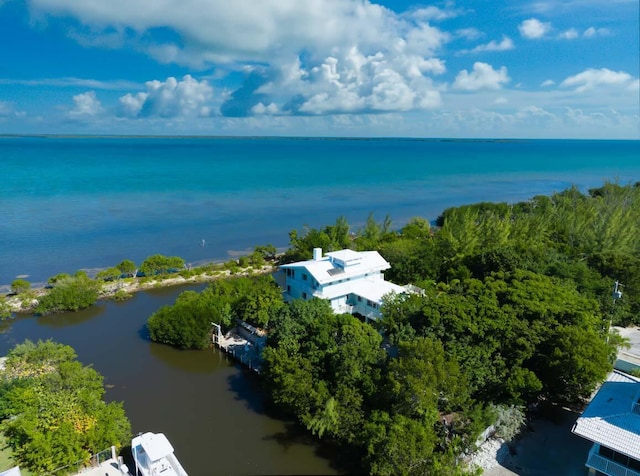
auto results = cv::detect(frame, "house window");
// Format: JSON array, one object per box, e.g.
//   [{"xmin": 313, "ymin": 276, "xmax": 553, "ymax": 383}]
[
  {"xmin": 367, "ymin": 300, "xmax": 374, "ymax": 307},
  {"xmin": 302, "ymin": 292, "xmax": 307, "ymax": 299},
  {"xmin": 357, "ymin": 296, "xmax": 362, "ymax": 302},
  {"xmin": 599, "ymin": 446, "xmax": 614, "ymax": 459},
  {"xmin": 303, "ymin": 273, "xmax": 307, "ymax": 281},
  {"xmin": 287, "ymin": 285, "xmax": 291, "ymax": 293}
]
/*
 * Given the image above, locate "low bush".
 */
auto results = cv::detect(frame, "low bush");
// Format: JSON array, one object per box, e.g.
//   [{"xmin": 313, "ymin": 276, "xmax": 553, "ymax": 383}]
[
  {"xmin": 35, "ymin": 275, "xmax": 100, "ymax": 315},
  {"xmin": 0, "ymin": 296, "xmax": 11, "ymax": 319},
  {"xmin": 112, "ymin": 289, "xmax": 133, "ymax": 301},
  {"xmin": 10, "ymin": 279, "xmax": 30, "ymax": 295}
]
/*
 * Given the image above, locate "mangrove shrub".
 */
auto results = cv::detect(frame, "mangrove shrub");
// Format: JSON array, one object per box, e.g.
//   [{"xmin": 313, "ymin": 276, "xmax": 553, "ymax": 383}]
[{"xmin": 35, "ymin": 275, "xmax": 100, "ymax": 315}]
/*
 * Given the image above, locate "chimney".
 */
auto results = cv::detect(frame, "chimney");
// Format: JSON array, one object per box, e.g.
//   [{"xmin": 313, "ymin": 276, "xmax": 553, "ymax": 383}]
[{"xmin": 313, "ymin": 248, "xmax": 323, "ymax": 261}]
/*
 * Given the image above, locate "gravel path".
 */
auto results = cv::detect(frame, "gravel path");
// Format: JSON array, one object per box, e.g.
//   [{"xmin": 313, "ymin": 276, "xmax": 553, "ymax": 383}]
[{"xmin": 469, "ymin": 409, "xmax": 591, "ymax": 476}]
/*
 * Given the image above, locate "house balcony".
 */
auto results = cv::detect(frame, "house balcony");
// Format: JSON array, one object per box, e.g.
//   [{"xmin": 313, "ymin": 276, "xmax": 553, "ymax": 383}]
[
  {"xmin": 586, "ymin": 444, "xmax": 640, "ymax": 476},
  {"xmin": 334, "ymin": 304, "xmax": 354, "ymax": 314}
]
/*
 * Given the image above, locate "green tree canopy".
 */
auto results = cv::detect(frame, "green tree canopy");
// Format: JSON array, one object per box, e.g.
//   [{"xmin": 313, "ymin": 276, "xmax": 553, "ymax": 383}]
[
  {"xmin": 147, "ymin": 275, "xmax": 283, "ymax": 349},
  {"xmin": 0, "ymin": 340, "xmax": 131, "ymax": 474},
  {"xmin": 35, "ymin": 275, "xmax": 100, "ymax": 315},
  {"xmin": 117, "ymin": 259, "xmax": 137, "ymax": 277},
  {"xmin": 139, "ymin": 254, "xmax": 185, "ymax": 276},
  {"xmin": 10, "ymin": 279, "xmax": 30, "ymax": 295},
  {"xmin": 281, "ymin": 216, "xmax": 352, "ymax": 263},
  {"xmin": 95, "ymin": 267, "xmax": 122, "ymax": 282}
]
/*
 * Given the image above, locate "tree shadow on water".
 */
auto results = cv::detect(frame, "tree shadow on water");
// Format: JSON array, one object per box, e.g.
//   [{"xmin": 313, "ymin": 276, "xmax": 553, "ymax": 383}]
[
  {"xmin": 37, "ymin": 304, "xmax": 106, "ymax": 328},
  {"xmin": 137, "ymin": 323, "xmax": 152, "ymax": 342},
  {"xmin": 225, "ymin": 366, "xmax": 357, "ymax": 474},
  {"xmin": 262, "ymin": 422, "xmax": 360, "ymax": 474},
  {"xmin": 226, "ymin": 369, "xmax": 268, "ymax": 415}
]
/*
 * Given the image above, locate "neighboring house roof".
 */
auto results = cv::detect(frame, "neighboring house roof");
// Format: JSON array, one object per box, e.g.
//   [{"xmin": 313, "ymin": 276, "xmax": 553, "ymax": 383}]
[
  {"xmin": 572, "ymin": 371, "xmax": 640, "ymax": 461},
  {"xmin": 280, "ymin": 250, "xmax": 391, "ymax": 285}
]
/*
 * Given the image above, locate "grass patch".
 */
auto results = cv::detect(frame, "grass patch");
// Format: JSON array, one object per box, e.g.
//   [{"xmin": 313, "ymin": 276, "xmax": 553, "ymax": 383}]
[{"xmin": 0, "ymin": 433, "xmax": 33, "ymax": 475}]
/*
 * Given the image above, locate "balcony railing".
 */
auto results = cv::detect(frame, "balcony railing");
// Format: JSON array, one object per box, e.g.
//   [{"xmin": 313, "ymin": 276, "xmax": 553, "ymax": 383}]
[{"xmin": 587, "ymin": 445, "xmax": 640, "ymax": 476}]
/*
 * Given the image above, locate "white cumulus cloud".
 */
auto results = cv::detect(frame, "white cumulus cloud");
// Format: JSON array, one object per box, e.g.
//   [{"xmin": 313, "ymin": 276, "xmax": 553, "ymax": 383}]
[
  {"xmin": 118, "ymin": 75, "xmax": 213, "ymax": 118},
  {"xmin": 558, "ymin": 28, "xmax": 579, "ymax": 40},
  {"xmin": 540, "ymin": 79, "xmax": 555, "ymax": 87},
  {"xmin": 27, "ymin": 0, "xmax": 451, "ymax": 117},
  {"xmin": 518, "ymin": 18, "xmax": 551, "ymax": 39},
  {"xmin": 560, "ymin": 68, "xmax": 638, "ymax": 92},
  {"xmin": 67, "ymin": 91, "xmax": 103, "ymax": 119},
  {"xmin": 463, "ymin": 36, "xmax": 514, "ymax": 54},
  {"xmin": 250, "ymin": 47, "xmax": 444, "ymax": 115},
  {"xmin": 27, "ymin": 0, "xmax": 434, "ymax": 66},
  {"xmin": 455, "ymin": 28, "xmax": 483, "ymax": 40},
  {"xmin": 453, "ymin": 62, "xmax": 510, "ymax": 91},
  {"xmin": 251, "ymin": 102, "xmax": 279, "ymax": 115},
  {"xmin": 583, "ymin": 27, "xmax": 610, "ymax": 38},
  {"xmin": 407, "ymin": 5, "xmax": 463, "ymax": 22},
  {"xmin": 0, "ymin": 101, "xmax": 14, "ymax": 117}
]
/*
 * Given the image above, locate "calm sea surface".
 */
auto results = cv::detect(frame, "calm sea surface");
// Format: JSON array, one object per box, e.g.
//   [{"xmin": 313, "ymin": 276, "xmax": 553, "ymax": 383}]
[{"xmin": 1, "ymin": 137, "xmax": 639, "ymax": 286}]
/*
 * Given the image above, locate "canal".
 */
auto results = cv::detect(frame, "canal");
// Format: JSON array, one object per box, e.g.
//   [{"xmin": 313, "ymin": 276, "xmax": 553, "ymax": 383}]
[{"xmin": 0, "ymin": 285, "xmax": 340, "ymax": 475}]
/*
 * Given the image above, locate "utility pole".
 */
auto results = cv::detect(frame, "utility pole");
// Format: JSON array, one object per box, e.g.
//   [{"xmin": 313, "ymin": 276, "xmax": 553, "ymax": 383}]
[{"xmin": 608, "ymin": 280, "xmax": 624, "ymax": 342}]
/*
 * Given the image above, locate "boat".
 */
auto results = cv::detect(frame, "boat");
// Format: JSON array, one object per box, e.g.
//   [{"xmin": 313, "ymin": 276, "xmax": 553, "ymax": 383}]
[{"xmin": 131, "ymin": 432, "xmax": 188, "ymax": 476}]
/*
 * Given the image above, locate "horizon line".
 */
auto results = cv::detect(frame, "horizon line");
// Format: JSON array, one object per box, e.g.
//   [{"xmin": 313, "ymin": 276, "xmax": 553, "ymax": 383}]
[{"xmin": 0, "ymin": 133, "xmax": 636, "ymax": 142}]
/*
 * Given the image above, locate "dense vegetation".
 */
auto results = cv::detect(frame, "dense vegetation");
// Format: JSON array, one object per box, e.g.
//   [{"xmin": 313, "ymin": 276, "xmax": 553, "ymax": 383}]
[
  {"xmin": 0, "ymin": 340, "xmax": 131, "ymax": 474},
  {"xmin": 147, "ymin": 275, "xmax": 283, "ymax": 349},
  {"xmin": 139, "ymin": 254, "xmax": 185, "ymax": 276},
  {"xmin": 35, "ymin": 273, "xmax": 101, "ymax": 315},
  {"xmin": 144, "ymin": 182, "xmax": 640, "ymax": 473}
]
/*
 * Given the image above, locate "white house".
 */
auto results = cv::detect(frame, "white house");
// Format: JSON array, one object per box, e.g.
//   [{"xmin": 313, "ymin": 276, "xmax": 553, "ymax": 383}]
[
  {"xmin": 279, "ymin": 248, "xmax": 406, "ymax": 320},
  {"xmin": 572, "ymin": 370, "xmax": 640, "ymax": 476}
]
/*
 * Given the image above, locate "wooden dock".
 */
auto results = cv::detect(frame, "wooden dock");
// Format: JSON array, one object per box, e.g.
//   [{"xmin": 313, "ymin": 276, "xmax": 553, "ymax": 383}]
[{"xmin": 213, "ymin": 322, "xmax": 265, "ymax": 373}]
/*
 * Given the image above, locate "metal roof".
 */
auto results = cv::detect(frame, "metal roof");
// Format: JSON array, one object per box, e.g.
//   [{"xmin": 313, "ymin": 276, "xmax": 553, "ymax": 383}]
[
  {"xmin": 280, "ymin": 249, "xmax": 391, "ymax": 285},
  {"xmin": 572, "ymin": 372, "xmax": 640, "ymax": 460},
  {"xmin": 319, "ymin": 277, "xmax": 406, "ymax": 302}
]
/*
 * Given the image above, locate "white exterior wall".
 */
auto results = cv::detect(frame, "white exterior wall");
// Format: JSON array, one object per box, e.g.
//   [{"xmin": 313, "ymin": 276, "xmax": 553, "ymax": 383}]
[
  {"xmin": 283, "ymin": 270, "xmax": 319, "ymax": 301},
  {"xmin": 283, "ymin": 270, "xmax": 387, "ymax": 319},
  {"xmin": 280, "ymin": 249, "xmax": 403, "ymax": 320},
  {"xmin": 330, "ymin": 296, "xmax": 348, "ymax": 313}
]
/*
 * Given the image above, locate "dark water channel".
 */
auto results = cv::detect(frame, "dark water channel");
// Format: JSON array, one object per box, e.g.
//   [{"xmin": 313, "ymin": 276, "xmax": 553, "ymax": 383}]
[{"xmin": 0, "ymin": 285, "xmax": 340, "ymax": 476}]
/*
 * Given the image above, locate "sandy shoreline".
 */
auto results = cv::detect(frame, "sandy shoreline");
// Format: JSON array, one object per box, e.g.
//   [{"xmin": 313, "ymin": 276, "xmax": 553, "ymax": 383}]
[{"xmin": 2, "ymin": 264, "xmax": 276, "ymax": 315}]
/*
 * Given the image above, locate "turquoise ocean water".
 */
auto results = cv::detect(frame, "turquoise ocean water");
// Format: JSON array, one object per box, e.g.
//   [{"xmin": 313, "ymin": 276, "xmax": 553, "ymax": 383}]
[{"xmin": 1, "ymin": 137, "xmax": 638, "ymax": 287}]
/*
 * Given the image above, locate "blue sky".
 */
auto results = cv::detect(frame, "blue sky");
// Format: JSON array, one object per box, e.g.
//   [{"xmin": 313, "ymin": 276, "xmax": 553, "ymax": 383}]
[{"xmin": 0, "ymin": 0, "xmax": 638, "ymax": 138}]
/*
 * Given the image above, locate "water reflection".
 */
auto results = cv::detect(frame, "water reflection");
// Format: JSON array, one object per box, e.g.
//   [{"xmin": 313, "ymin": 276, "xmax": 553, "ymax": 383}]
[
  {"xmin": 0, "ymin": 285, "xmax": 340, "ymax": 475},
  {"xmin": 36, "ymin": 303, "xmax": 106, "ymax": 327},
  {"xmin": 148, "ymin": 342, "xmax": 230, "ymax": 374}
]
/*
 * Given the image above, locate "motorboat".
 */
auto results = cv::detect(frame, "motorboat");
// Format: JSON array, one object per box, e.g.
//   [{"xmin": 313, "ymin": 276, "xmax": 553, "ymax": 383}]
[{"xmin": 131, "ymin": 432, "xmax": 188, "ymax": 476}]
